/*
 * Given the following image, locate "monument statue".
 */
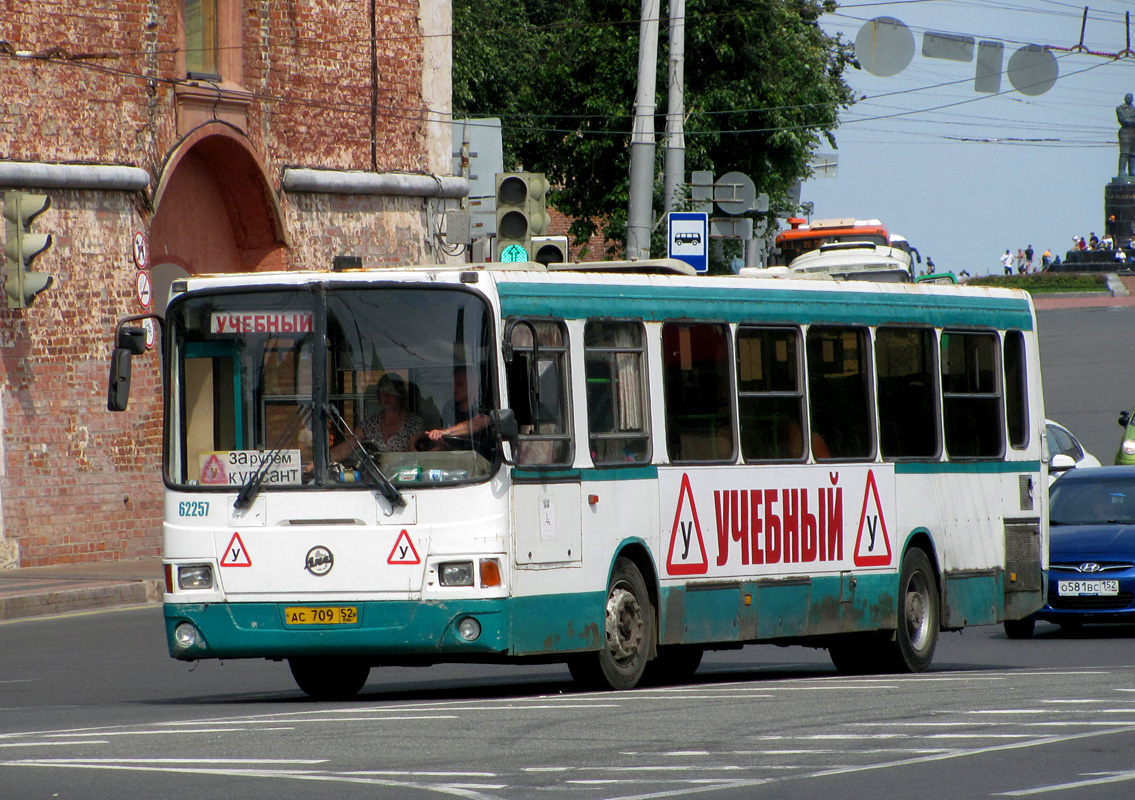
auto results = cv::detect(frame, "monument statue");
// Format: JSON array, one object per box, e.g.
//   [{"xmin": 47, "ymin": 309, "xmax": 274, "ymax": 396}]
[{"xmin": 1119, "ymin": 93, "xmax": 1135, "ymax": 178}]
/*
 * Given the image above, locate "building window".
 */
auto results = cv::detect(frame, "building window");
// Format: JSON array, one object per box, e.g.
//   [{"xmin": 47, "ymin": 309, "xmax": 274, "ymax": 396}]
[{"xmin": 184, "ymin": 0, "xmax": 219, "ymax": 79}]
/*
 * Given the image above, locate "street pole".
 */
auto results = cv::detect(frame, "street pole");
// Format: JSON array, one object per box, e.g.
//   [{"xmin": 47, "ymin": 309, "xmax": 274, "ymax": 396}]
[
  {"xmin": 663, "ymin": 0, "xmax": 685, "ymax": 217},
  {"xmin": 626, "ymin": 0, "xmax": 659, "ymax": 260}
]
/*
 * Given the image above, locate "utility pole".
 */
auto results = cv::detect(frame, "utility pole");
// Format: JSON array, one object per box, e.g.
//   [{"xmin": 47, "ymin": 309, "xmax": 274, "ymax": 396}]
[
  {"xmin": 663, "ymin": 0, "xmax": 685, "ymax": 217},
  {"xmin": 626, "ymin": 0, "xmax": 659, "ymax": 260}
]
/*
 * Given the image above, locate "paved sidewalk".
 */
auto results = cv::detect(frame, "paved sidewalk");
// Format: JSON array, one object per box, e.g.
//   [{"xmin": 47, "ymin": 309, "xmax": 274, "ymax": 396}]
[{"xmin": 0, "ymin": 557, "xmax": 163, "ymax": 621}]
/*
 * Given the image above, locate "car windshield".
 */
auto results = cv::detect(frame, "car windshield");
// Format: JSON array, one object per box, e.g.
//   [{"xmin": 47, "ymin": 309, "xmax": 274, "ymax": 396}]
[{"xmin": 1050, "ymin": 477, "xmax": 1135, "ymax": 525}]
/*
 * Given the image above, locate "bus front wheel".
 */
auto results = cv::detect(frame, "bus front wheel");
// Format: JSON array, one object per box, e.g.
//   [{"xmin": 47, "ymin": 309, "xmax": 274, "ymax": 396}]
[
  {"xmin": 569, "ymin": 557, "xmax": 654, "ymax": 691},
  {"xmin": 288, "ymin": 657, "xmax": 371, "ymax": 700}
]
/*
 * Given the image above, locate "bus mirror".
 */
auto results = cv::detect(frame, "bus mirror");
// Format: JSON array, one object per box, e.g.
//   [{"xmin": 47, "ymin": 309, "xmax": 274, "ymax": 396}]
[
  {"xmin": 492, "ymin": 408, "xmax": 519, "ymax": 466},
  {"xmin": 116, "ymin": 326, "xmax": 147, "ymax": 355},
  {"xmin": 107, "ymin": 348, "xmax": 134, "ymax": 411},
  {"xmin": 1119, "ymin": 410, "xmax": 1130, "ymax": 428},
  {"xmin": 493, "ymin": 408, "xmax": 518, "ymax": 445}
]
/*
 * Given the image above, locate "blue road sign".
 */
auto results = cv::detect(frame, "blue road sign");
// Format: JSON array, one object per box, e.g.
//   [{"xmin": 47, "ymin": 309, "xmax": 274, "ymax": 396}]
[{"xmin": 667, "ymin": 212, "xmax": 709, "ymax": 273}]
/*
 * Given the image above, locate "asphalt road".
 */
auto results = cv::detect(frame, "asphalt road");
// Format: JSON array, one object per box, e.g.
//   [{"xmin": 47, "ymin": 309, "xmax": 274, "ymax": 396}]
[
  {"xmin": 0, "ymin": 304, "xmax": 1130, "ymax": 799},
  {"xmin": 1038, "ymin": 304, "xmax": 1135, "ymax": 462},
  {"xmin": 2, "ymin": 606, "xmax": 1135, "ymax": 800}
]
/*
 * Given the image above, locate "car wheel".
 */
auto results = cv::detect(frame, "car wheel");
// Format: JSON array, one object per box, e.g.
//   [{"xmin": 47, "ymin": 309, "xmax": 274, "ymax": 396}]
[{"xmin": 1003, "ymin": 618, "xmax": 1035, "ymax": 639}]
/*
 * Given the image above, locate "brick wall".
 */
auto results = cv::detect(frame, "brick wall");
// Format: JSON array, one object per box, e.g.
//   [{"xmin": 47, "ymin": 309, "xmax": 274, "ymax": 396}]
[{"xmin": 0, "ymin": 1, "xmax": 445, "ymax": 566}]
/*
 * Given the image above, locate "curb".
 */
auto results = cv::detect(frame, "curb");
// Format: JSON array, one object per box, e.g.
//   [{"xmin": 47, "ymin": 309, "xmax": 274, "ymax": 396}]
[{"xmin": 0, "ymin": 579, "xmax": 162, "ymax": 621}]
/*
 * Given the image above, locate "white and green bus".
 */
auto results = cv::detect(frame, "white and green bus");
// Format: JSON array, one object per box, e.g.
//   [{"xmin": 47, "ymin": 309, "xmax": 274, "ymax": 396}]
[{"xmin": 108, "ymin": 260, "xmax": 1047, "ymax": 698}]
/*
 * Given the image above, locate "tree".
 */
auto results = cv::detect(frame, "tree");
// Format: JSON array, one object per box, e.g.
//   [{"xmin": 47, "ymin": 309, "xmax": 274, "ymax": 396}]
[{"xmin": 453, "ymin": 0, "xmax": 856, "ymax": 255}]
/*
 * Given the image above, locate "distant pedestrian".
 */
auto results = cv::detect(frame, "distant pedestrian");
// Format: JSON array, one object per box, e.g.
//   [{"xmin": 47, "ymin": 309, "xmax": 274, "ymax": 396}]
[
  {"xmin": 1016, "ymin": 248, "xmax": 1026, "ymax": 274},
  {"xmin": 1042, "ymin": 249, "xmax": 1052, "ymax": 269},
  {"xmin": 1090, "ymin": 232, "xmax": 1100, "ymax": 249},
  {"xmin": 1024, "ymin": 245, "xmax": 1034, "ymax": 271},
  {"xmin": 1001, "ymin": 249, "xmax": 1014, "ymax": 275},
  {"xmin": 926, "ymin": 257, "xmax": 935, "ymax": 274}
]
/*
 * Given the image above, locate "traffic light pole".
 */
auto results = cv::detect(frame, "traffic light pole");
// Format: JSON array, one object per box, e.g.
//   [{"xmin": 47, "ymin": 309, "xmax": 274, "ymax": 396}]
[{"xmin": 626, "ymin": 0, "xmax": 659, "ymax": 261}]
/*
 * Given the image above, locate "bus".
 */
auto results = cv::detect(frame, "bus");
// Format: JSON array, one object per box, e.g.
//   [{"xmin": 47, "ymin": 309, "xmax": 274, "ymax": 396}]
[
  {"xmin": 108, "ymin": 259, "xmax": 1048, "ymax": 698},
  {"xmin": 771, "ymin": 217, "xmax": 890, "ymax": 266}
]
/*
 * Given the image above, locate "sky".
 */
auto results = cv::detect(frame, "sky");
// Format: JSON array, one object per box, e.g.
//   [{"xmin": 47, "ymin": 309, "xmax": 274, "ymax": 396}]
[{"xmin": 802, "ymin": 0, "xmax": 1135, "ymax": 275}]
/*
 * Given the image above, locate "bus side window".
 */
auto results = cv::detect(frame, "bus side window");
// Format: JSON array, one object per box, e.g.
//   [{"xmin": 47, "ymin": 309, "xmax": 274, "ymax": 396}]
[
  {"xmin": 806, "ymin": 326, "xmax": 873, "ymax": 461},
  {"xmin": 877, "ymin": 326, "xmax": 939, "ymax": 459},
  {"xmin": 662, "ymin": 322, "xmax": 735, "ymax": 463},
  {"xmin": 1004, "ymin": 330, "xmax": 1029, "ymax": 450},
  {"xmin": 941, "ymin": 331, "xmax": 1004, "ymax": 459},
  {"xmin": 584, "ymin": 320, "xmax": 650, "ymax": 465},
  {"xmin": 737, "ymin": 326, "xmax": 805, "ymax": 461},
  {"xmin": 506, "ymin": 319, "xmax": 573, "ymax": 467}
]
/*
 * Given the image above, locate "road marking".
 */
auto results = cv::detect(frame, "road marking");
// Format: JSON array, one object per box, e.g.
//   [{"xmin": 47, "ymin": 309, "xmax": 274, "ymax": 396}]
[{"xmin": 997, "ymin": 769, "xmax": 1135, "ymax": 796}]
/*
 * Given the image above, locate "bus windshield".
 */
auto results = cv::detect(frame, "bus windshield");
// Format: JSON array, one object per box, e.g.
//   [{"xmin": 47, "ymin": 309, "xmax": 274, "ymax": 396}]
[
  {"xmin": 774, "ymin": 233, "xmax": 889, "ymax": 266},
  {"xmin": 166, "ymin": 285, "xmax": 497, "ymax": 490}
]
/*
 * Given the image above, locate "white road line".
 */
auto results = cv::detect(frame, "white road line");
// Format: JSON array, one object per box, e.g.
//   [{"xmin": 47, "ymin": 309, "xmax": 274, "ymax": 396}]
[
  {"xmin": 997, "ymin": 769, "xmax": 1135, "ymax": 796},
  {"xmin": 0, "ymin": 761, "xmax": 508, "ymax": 800},
  {"xmin": 0, "ymin": 741, "xmax": 109, "ymax": 748},
  {"xmin": 809, "ymin": 724, "xmax": 1135, "ymax": 779}
]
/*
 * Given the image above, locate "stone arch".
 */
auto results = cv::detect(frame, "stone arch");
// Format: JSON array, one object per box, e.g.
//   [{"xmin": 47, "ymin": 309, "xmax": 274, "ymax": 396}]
[{"xmin": 150, "ymin": 123, "xmax": 288, "ymax": 275}]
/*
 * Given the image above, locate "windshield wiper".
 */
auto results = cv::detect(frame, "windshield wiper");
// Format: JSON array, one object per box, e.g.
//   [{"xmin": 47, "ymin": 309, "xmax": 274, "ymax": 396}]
[
  {"xmin": 324, "ymin": 403, "xmax": 406, "ymax": 510},
  {"xmin": 234, "ymin": 402, "xmax": 313, "ymax": 512}
]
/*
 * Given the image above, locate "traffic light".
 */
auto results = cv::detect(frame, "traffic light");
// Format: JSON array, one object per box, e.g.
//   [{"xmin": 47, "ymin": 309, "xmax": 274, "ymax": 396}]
[
  {"xmin": 3, "ymin": 191, "xmax": 54, "ymax": 308},
  {"xmin": 494, "ymin": 172, "xmax": 548, "ymax": 262},
  {"xmin": 531, "ymin": 235, "xmax": 569, "ymax": 266}
]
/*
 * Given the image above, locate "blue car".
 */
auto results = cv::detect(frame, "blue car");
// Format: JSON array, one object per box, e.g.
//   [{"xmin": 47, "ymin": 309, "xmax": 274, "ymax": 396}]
[{"xmin": 1005, "ymin": 466, "xmax": 1135, "ymax": 638}]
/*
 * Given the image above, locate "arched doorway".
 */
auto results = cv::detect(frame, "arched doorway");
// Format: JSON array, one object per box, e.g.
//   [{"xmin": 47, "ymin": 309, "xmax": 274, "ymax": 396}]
[{"xmin": 150, "ymin": 123, "xmax": 288, "ymax": 276}]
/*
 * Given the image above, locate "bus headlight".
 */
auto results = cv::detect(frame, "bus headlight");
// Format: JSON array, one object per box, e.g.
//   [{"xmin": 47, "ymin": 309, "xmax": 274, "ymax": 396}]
[
  {"xmin": 174, "ymin": 622, "xmax": 200, "ymax": 648},
  {"xmin": 457, "ymin": 617, "xmax": 481, "ymax": 641},
  {"xmin": 1123, "ymin": 439, "xmax": 1135, "ymax": 456},
  {"xmin": 439, "ymin": 561, "xmax": 474, "ymax": 586},
  {"xmin": 178, "ymin": 565, "xmax": 214, "ymax": 590}
]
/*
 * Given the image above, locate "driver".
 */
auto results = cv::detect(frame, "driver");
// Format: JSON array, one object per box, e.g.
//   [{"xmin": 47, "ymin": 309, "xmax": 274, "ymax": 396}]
[
  {"xmin": 425, "ymin": 365, "xmax": 490, "ymax": 448},
  {"xmin": 329, "ymin": 373, "xmax": 424, "ymax": 461}
]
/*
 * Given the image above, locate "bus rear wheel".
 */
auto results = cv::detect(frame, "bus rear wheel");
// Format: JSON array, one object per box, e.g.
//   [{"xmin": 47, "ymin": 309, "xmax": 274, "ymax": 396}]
[
  {"xmin": 891, "ymin": 548, "xmax": 939, "ymax": 672},
  {"xmin": 288, "ymin": 657, "xmax": 371, "ymax": 700},
  {"xmin": 828, "ymin": 548, "xmax": 939, "ymax": 674},
  {"xmin": 569, "ymin": 557, "xmax": 654, "ymax": 690}
]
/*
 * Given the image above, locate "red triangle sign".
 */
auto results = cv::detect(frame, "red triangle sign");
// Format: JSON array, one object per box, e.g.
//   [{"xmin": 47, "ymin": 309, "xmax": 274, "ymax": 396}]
[
  {"xmin": 387, "ymin": 529, "xmax": 421, "ymax": 565},
  {"xmin": 853, "ymin": 469, "xmax": 892, "ymax": 567},
  {"xmin": 221, "ymin": 532, "xmax": 252, "ymax": 567},
  {"xmin": 666, "ymin": 473, "xmax": 708, "ymax": 575}
]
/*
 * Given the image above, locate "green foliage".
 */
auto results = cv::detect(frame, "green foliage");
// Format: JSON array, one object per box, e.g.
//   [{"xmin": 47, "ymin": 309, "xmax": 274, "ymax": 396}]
[
  {"xmin": 967, "ymin": 273, "xmax": 1110, "ymax": 293},
  {"xmin": 453, "ymin": 0, "xmax": 856, "ymax": 253}
]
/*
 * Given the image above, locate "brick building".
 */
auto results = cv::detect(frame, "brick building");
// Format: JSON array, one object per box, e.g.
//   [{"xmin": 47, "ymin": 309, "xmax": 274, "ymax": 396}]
[{"xmin": 0, "ymin": 0, "xmax": 463, "ymax": 567}]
